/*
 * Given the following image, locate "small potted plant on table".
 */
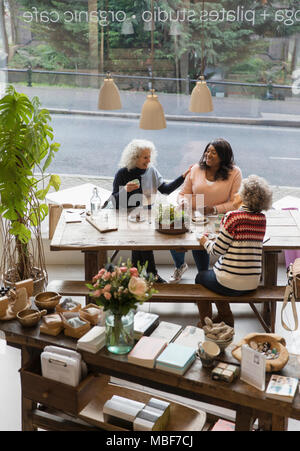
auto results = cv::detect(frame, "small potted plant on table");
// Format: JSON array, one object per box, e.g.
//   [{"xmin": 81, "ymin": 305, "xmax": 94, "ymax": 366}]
[{"xmin": 155, "ymin": 203, "xmax": 190, "ymax": 234}]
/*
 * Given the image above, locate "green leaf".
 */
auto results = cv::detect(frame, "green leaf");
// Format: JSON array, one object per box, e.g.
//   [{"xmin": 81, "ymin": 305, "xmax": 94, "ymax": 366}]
[
  {"xmin": 9, "ymin": 222, "xmax": 31, "ymax": 244},
  {"xmin": 49, "ymin": 174, "xmax": 61, "ymax": 191}
]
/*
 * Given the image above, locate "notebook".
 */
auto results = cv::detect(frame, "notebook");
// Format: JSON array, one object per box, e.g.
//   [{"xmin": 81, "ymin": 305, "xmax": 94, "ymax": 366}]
[
  {"xmin": 174, "ymin": 325, "xmax": 204, "ymax": 350},
  {"xmin": 155, "ymin": 343, "xmax": 196, "ymax": 375},
  {"xmin": 77, "ymin": 326, "xmax": 106, "ymax": 353},
  {"xmin": 149, "ymin": 321, "xmax": 183, "ymax": 343},
  {"xmin": 128, "ymin": 336, "xmax": 167, "ymax": 368},
  {"xmin": 134, "ymin": 311, "xmax": 159, "ymax": 340}
]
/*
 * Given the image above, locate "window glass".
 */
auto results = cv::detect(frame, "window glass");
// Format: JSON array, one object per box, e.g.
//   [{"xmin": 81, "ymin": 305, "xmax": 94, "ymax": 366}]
[{"xmin": 0, "ymin": 0, "xmax": 299, "ymax": 185}]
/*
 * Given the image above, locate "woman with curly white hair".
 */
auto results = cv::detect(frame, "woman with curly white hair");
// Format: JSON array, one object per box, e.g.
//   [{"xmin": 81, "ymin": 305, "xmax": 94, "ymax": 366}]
[
  {"xmin": 112, "ymin": 139, "xmax": 191, "ymax": 283},
  {"xmin": 195, "ymin": 174, "xmax": 273, "ymax": 327}
]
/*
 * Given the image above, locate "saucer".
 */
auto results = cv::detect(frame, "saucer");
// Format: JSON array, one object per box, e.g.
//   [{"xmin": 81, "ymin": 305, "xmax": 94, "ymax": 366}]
[
  {"xmin": 128, "ymin": 214, "xmax": 147, "ymax": 223},
  {"xmin": 192, "ymin": 216, "xmax": 209, "ymax": 225}
]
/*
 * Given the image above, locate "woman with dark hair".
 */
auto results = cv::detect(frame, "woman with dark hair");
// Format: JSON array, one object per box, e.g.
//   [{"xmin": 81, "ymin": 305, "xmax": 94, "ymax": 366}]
[{"xmin": 169, "ymin": 138, "xmax": 242, "ymax": 283}]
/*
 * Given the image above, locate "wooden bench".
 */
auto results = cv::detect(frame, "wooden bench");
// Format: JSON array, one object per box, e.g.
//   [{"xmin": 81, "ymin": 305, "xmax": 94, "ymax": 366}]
[{"xmin": 47, "ymin": 280, "xmax": 286, "ymax": 333}]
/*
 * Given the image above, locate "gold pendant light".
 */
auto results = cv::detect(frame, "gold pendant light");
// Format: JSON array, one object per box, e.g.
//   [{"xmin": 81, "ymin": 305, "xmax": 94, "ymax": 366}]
[
  {"xmin": 140, "ymin": 89, "xmax": 166, "ymax": 130},
  {"xmin": 189, "ymin": 76, "xmax": 213, "ymax": 113},
  {"xmin": 98, "ymin": 72, "xmax": 122, "ymax": 110},
  {"xmin": 140, "ymin": 0, "xmax": 166, "ymax": 130},
  {"xmin": 189, "ymin": 0, "xmax": 213, "ymax": 113}
]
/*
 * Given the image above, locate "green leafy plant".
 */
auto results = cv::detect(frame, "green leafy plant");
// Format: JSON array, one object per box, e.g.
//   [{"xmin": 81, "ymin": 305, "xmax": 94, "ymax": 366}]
[
  {"xmin": 0, "ymin": 85, "xmax": 61, "ymax": 284},
  {"xmin": 156, "ymin": 203, "xmax": 187, "ymax": 226}
]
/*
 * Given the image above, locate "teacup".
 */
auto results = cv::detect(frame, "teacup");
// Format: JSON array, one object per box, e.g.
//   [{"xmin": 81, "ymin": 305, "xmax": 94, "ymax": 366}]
[{"xmin": 198, "ymin": 341, "xmax": 220, "ymax": 367}]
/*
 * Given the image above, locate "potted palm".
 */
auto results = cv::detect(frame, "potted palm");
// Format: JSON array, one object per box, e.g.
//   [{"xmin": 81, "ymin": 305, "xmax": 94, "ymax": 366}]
[{"xmin": 0, "ymin": 85, "xmax": 61, "ymax": 293}]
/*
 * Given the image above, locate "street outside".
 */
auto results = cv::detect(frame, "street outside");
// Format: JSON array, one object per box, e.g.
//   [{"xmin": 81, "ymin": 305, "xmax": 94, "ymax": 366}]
[
  {"xmin": 48, "ymin": 114, "xmax": 299, "ymax": 187},
  {"xmin": 14, "ymin": 84, "xmax": 300, "ymax": 187}
]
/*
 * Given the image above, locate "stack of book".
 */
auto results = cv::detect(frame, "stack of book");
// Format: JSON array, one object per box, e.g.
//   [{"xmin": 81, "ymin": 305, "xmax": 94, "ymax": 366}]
[
  {"xmin": 103, "ymin": 395, "xmax": 146, "ymax": 429},
  {"xmin": 265, "ymin": 375, "xmax": 299, "ymax": 403},
  {"xmin": 134, "ymin": 311, "xmax": 159, "ymax": 340},
  {"xmin": 149, "ymin": 321, "xmax": 183, "ymax": 343},
  {"xmin": 103, "ymin": 395, "xmax": 171, "ymax": 431},
  {"xmin": 156, "ymin": 343, "xmax": 196, "ymax": 375},
  {"xmin": 128, "ymin": 336, "xmax": 167, "ymax": 368},
  {"xmin": 77, "ymin": 326, "xmax": 106, "ymax": 353},
  {"xmin": 174, "ymin": 325, "xmax": 204, "ymax": 350},
  {"xmin": 133, "ymin": 397, "xmax": 171, "ymax": 431}
]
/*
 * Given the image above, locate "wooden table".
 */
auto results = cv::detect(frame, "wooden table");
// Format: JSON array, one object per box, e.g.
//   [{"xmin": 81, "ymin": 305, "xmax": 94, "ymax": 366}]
[
  {"xmin": 50, "ymin": 209, "xmax": 300, "ymax": 286},
  {"xmin": 0, "ymin": 318, "xmax": 300, "ymax": 431}
]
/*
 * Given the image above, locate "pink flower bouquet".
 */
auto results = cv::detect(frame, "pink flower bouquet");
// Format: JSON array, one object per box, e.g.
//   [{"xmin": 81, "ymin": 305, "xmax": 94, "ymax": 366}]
[{"xmin": 87, "ymin": 260, "xmax": 158, "ymax": 316}]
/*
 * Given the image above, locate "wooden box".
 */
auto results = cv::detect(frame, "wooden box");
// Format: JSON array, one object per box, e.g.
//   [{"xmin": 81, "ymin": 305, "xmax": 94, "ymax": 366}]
[{"xmin": 20, "ymin": 361, "xmax": 96, "ymax": 416}]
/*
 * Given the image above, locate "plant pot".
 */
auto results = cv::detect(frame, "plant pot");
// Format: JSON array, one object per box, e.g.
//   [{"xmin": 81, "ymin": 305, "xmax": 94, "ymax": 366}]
[
  {"xmin": 4, "ymin": 267, "xmax": 47, "ymax": 297},
  {"xmin": 105, "ymin": 309, "xmax": 135, "ymax": 355},
  {"xmin": 156, "ymin": 222, "xmax": 189, "ymax": 235}
]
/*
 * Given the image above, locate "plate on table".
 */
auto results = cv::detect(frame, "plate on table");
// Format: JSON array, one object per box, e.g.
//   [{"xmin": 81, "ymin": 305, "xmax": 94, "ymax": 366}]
[{"xmin": 192, "ymin": 216, "xmax": 209, "ymax": 225}]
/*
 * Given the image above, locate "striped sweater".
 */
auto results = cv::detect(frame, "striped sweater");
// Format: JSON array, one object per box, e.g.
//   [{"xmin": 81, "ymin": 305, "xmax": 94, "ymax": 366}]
[{"xmin": 204, "ymin": 207, "xmax": 266, "ymax": 291}]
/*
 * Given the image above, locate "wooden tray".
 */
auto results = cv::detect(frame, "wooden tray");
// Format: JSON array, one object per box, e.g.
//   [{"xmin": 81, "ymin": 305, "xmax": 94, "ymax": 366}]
[
  {"xmin": 156, "ymin": 224, "xmax": 189, "ymax": 235},
  {"xmin": 79, "ymin": 375, "xmax": 207, "ymax": 431}
]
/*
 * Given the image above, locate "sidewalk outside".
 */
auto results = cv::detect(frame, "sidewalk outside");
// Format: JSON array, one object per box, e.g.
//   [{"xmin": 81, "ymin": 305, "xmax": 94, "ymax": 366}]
[
  {"xmin": 55, "ymin": 173, "xmax": 300, "ymax": 206},
  {"xmin": 14, "ymin": 84, "xmax": 300, "ymax": 127}
]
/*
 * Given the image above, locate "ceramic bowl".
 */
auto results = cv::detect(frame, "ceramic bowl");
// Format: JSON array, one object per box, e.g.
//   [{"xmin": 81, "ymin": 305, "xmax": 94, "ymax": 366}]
[
  {"xmin": 34, "ymin": 291, "xmax": 61, "ymax": 312},
  {"xmin": 205, "ymin": 335, "xmax": 233, "ymax": 352},
  {"xmin": 17, "ymin": 308, "xmax": 47, "ymax": 327}
]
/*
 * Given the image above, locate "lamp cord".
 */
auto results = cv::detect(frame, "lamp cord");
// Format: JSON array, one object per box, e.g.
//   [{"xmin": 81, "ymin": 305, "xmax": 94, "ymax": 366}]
[
  {"xmin": 201, "ymin": 0, "xmax": 205, "ymax": 76},
  {"xmin": 150, "ymin": 0, "xmax": 154, "ymax": 95},
  {"xmin": 151, "ymin": 0, "xmax": 154, "ymax": 93}
]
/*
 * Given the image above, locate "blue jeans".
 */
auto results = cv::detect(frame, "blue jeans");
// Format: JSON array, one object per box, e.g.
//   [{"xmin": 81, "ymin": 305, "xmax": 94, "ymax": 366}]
[
  {"xmin": 195, "ymin": 270, "xmax": 255, "ymax": 325},
  {"xmin": 170, "ymin": 250, "xmax": 209, "ymax": 272},
  {"xmin": 195, "ymin": 270, "xmax": 255, "ymax": 296}
]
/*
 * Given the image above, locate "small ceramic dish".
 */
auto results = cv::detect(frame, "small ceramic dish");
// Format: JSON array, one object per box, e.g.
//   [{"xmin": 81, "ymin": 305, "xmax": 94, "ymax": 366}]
[
  {"xmin": 205, "ymin": 335, "xmax": 233, "ymax": 352},
  {"xmin": 17, "ymin": 308, "xmax": 47, "ymax": 327}
]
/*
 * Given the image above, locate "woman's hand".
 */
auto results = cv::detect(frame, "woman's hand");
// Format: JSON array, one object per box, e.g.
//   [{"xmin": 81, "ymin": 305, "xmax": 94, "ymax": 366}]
[
  {"xmin": 182, "ymin": 165, "xmax": 193, "ymax": 179},
  {"xmin": 204, "ymin": 206, "xmax": 217, "ymax": 216},
  {"xmin": 125, "ymin": 182, "xmax": 139, "ymax": 192},
  {"xmin": 197, "ymin": 234, "xmax": 208, "ymax": 247}
]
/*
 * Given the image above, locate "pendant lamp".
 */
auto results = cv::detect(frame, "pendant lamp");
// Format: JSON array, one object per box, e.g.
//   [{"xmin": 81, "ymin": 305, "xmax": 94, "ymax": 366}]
[
  {"xmin": 189, "ymin": 76, "xmax": 213, "ymax": 112},
  {"xmin": 140, "ymin": 89, "xmax": 166, "ymax": 129},
  {"xmin": 98, "ymin": 72, "xmax": 122, "ymax": 110},
  {"xmin": 169, "ymin": 20, "xmax": 181, "ymax": 36},
  {"xmin": 140, "ymin": 0, "xmax": 166, "ymax": 130},
  {"xmin": 189, "ymin": 0, "xmax": 213, "ymax": 113},
  {"xmin": 121, "ymin": 19, "xmax": 134, "ymax": 35},
  {"xmin": 144, "ymin": 19, "xmax": 155, "ymax": 32}
]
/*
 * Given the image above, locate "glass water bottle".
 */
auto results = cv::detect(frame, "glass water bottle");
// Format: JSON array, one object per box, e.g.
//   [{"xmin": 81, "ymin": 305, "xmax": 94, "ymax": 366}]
[{"xmin": 90, "ymin": 187, "xmax": 101, "ymax": 218}]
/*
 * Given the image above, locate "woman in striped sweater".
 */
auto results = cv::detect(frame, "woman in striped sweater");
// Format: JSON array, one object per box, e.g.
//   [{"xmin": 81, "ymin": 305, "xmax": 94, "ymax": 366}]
[{"xmin": 196, "ymin": 175, "xmax": 273, "ymax": 327}]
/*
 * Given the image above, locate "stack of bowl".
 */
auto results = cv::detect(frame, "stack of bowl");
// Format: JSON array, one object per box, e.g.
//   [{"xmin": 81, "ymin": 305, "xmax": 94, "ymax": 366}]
[{"xmin": 203, "ymin": 316, "xmax": 234, "ymax": 352}]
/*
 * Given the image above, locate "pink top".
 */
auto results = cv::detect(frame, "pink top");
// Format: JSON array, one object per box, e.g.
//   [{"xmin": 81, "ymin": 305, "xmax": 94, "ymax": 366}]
[{"xmin": 178, "ymin": 164, "xmax": 242, "ymax": 214}]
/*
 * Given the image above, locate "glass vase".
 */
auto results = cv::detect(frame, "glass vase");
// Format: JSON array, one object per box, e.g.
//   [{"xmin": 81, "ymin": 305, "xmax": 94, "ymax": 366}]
[{"xmin": 105, "ymin": 309, "xmax": 134, "ymax": 355}]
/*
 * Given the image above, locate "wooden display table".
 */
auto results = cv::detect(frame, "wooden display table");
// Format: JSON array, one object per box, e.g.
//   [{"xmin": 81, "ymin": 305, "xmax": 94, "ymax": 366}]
[{"xmin": 0, "ymin": 318, "xmax": 300, "ymax": 431}]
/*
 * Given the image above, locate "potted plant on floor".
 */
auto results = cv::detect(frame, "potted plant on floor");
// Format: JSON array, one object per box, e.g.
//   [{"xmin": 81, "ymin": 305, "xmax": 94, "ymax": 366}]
[{"xmin": 0, "ymin": 85, "xmax": 61, "ymax": 293}]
